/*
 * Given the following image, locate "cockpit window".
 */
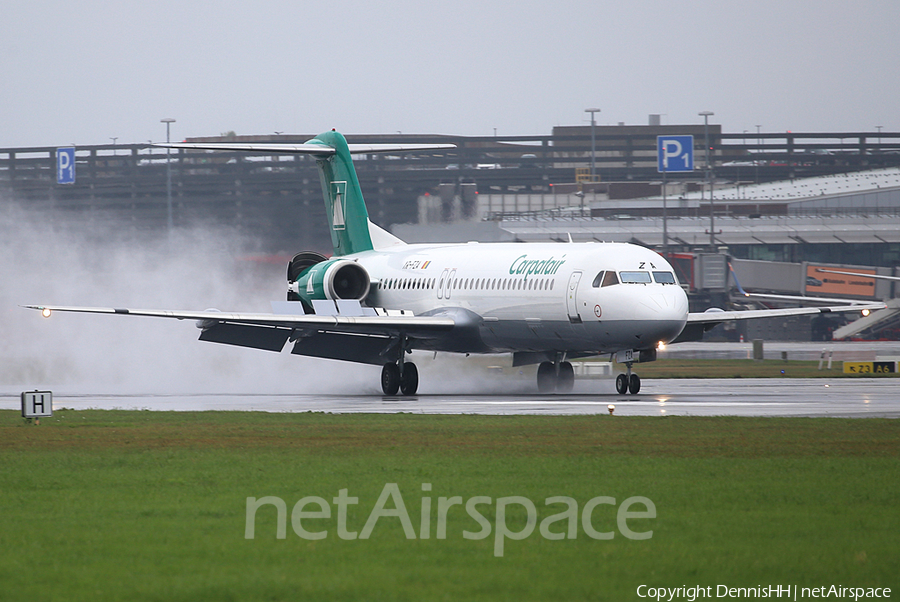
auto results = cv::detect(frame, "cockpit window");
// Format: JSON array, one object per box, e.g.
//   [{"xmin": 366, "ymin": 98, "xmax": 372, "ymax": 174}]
[
  {"xmin": 619, "ymin": 271, "xmax": 652, "ymax": 284},
  {"xmin": 601, "ymin": 271, "xmax": 619, "ymax": 287},
  {"xmin": 653, "ymin": 271, "xmax": 677, "ymax": 284},
  {"xmin": 591, "ymin": 271, "xmax": 605, "ymax": 287}
]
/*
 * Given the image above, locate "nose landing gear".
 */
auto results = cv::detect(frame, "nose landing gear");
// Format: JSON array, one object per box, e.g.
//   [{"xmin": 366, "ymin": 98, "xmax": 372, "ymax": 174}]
[{"xmin": 615, "ymin": 362, "xmax": 640, "ymax": 395}]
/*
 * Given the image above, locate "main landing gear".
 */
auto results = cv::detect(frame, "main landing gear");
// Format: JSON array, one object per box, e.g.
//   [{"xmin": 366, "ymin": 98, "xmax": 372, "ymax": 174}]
[
  {"xmin": 381, "ymin": 334, "xmax": 418, "ymax": 396},
  {"xmin": 615, "ymin": 362, "xmax": 641, "ymax": 395},
  {"xmin": 381, "ymin": 361, "xmax": 418, "ymax": 396},
  {"xmin": 536, "ymin": 357, "xmax": 575, "ymax": 393}
]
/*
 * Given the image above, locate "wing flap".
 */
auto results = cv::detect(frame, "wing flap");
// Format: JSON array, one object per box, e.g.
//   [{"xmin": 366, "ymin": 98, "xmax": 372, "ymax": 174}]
[
  {"xmin": 198, "ymin": 323, "xmax": 291, "ymax": 352},
  {"xmin": 291, "ymin": 331, "xmax": 393, "ymax": 365}
]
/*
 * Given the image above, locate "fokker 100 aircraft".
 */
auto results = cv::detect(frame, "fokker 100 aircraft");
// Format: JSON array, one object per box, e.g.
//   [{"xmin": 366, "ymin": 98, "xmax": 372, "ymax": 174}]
[{"xmin": 26, "ymin": 130, "xmax": 884, "ymax": 395}]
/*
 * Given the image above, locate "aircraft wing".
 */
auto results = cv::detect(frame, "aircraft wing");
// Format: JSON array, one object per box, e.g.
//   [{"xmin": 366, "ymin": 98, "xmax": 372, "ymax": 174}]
[
  {"xmin": 815, "ymin": 268, "xmax": 900, "ymax": 282},
  {"xmin": 676, "ymin": 303, "xmax": 885, "ymax": 343},
  {"xmin": 686, "ymin": 303, "xmax": 884, "ymax": 324},
  {"xmin": 22, "ymin": 304, "xmax": 456, "ymax": 357}
]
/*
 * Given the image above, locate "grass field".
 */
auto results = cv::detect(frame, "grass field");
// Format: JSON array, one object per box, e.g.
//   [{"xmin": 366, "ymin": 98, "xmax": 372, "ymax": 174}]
[{"xmin": 1, "ymin": 410, "xmax": 897, "ymax": 601}]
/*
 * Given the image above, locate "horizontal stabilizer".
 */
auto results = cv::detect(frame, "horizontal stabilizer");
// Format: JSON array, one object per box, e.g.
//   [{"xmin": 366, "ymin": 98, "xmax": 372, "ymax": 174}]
[{"xmin": 154, "ymin": 142, "xmax": 455, "ymax": 155}]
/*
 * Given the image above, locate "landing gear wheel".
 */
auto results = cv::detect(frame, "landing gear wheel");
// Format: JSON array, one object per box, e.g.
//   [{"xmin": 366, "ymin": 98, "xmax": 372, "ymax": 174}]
[
  {"xmin": 628, "ymin": 373, "xmax": 641, "ymax": 395},
  {"xmin": 400, "ymin": 362, "xmax": 419, "ymax": 395},
  {"xmin": 381, "ymin": 363, "xmax": 400, "ymax": 395},
  {"xmin": 615, "ymin": 373, "xmax": 628, "ymax": 395},
  {"xmin": 557, "ymin": 361, "xmax": 575, "ymax": 392},
  {"xmin": 537, "ymin": 361, "xmax": 556, "ymax": 393}
]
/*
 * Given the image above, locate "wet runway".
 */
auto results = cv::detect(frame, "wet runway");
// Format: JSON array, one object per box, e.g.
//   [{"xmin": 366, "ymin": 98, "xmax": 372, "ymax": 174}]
[{"xmin": 4, "ymin": 378, "xmax": 898, "ymax": 417}]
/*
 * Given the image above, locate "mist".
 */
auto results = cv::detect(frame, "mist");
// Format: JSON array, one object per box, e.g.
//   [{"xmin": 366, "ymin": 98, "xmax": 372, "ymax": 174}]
[{"xmin": 0, "ymin": 200, "xmax": 535, "ymax": 401}]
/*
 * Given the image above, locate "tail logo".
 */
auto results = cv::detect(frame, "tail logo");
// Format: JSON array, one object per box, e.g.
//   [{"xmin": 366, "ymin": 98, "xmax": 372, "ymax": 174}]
[{"xmin": 331, "ymin": 181, "xmax": 347, "ymax": 230}]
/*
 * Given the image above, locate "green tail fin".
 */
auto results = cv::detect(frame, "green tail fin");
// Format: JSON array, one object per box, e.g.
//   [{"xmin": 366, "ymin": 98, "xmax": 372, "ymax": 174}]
[{"xmin": 311, "ymin": 130, "xmax": 374, "ymax": 256}]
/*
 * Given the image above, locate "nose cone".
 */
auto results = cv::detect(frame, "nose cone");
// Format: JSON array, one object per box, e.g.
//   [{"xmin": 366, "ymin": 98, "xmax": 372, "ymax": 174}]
[
  {"xmin": 635, "ymin": 286, "xmax": 689, "ymax": 342},
  {"xmin": 636, "ymin": 286, "xmax": 689, "ymax": 320}
]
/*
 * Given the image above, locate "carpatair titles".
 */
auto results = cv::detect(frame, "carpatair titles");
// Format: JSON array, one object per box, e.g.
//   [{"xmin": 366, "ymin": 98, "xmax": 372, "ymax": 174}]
[{"xmin": 509, "ymin": 254, "xmax": 567, "ymax": 281}]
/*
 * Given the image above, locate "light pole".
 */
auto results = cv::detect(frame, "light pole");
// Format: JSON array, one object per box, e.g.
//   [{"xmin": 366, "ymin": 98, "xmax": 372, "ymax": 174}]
[
  {"xmin": 585, "ymin": 108, "xmax": 601, "ymax": 182},
  {"xmin": 110, "ymin": 137, "xmax": 118, "ymax": 156},
  {"xmin": 876, "ymin": 125, "xmax": 883, "ymax": 146},
  {"xmin": 699, "ymin": 111, "xmax": 714, "ymax": 248},
  {"xmin": 755, "ymin": 125, "xmax": 762, "ymax": 185},
  {"xmin": 161, "ymin": 118, "xmax": 176, "ymax": 234}
]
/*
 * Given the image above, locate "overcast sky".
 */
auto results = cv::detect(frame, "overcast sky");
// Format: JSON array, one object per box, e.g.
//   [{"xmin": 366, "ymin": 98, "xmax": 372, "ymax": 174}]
[{"xmin": 2, "ymin": 0, "xmax": 898, "ymax": 148}]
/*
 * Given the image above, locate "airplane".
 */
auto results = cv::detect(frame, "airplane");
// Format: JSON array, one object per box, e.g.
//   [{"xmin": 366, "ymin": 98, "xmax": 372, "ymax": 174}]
[
  {"xmin": 815, "ymin": 268, "xmax": 900, "ymax": 282},
  {"xmin": 24, "ymin": 130, "xmax": 886, "ymax": 396}
]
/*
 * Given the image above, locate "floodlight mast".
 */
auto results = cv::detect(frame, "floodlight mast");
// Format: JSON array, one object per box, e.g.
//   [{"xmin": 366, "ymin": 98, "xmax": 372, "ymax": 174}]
[
  {"xmin": 699, "ymin": 111, "xmax": 715, "ymax": 248},
  {"xmin": 585, "ymin": 108, "xmax": 601, "ymax": 183},
  {"xmin": 161, "ymin": 118, "xmax": 176, "ymax": 234}
]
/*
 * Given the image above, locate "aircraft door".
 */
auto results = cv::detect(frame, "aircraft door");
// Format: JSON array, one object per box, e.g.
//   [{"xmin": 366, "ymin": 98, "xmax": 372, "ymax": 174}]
[
  {"xmin": 443, "ymin": 269, "xmax": 456, "ymax": 300},
  {"xmin": 566, "ymin": 270, "xmax": 583, "ymax": 323},
  {"xmin": 437, "ymin": 268, "xmax": 449, "ymax": 299}
]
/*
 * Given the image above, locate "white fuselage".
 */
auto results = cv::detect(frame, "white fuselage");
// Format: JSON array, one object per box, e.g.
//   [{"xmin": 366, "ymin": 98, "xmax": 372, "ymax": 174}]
[{"xmin": 353, "ymin": 241, "xmax": 689, "ymax": 355}]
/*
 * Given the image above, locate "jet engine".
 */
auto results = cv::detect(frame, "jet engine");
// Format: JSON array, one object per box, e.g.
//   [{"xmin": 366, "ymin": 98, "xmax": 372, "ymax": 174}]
[{"xmin": 286, "ymin": 252, "xmax": 371, "ymax": 312}]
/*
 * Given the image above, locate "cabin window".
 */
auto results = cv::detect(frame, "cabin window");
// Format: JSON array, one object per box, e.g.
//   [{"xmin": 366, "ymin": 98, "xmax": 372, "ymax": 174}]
[
  {"xmin": 550, "ymin": 280, "xmax": 554, "ymax": 290},
  {"xmin": 653, "ymin": 271, "xmax": 677, "ymax": 284},
  {"xmin": 591, "ymin": 271, "xmax": 605, "ymax": 287},
  {"xmin": 601, "ymin": 271, "xmax": 619, "ymax": 287},
  {"xmin": 619, "ymin": 271, "xmax": 652, "ymax": 284}
]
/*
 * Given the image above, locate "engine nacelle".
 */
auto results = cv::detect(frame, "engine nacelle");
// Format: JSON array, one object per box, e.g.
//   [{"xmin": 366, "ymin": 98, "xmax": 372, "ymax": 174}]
[{"xmin": 288, "ymin": 256, "xmax": 371, "ymax": 309}]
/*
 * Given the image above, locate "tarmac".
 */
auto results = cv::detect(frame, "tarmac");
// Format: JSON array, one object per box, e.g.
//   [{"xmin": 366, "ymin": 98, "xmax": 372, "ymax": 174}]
[
  {"xmin": 3, "ymin": 377, "xmax": 897, "ymax": 418},
  {"xmin": 4, "ymin": 342, "xmax": 899, "ymax": 418}
]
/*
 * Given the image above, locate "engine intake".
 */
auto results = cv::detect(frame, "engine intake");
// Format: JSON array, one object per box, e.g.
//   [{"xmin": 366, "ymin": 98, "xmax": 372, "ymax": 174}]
[{"xmin": 323, "ymin": 260, "xmax": 370, "ymax": 300}]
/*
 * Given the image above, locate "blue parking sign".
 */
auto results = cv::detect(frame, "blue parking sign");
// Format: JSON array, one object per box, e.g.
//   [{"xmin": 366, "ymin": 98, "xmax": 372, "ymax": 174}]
[
  {"xmin": 657, "ymin": 136, "xmax": 694, "ymax": 173},
  {"xmin": 57, "ymin": 147, "xmax": 75, "ymax": 184}
]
